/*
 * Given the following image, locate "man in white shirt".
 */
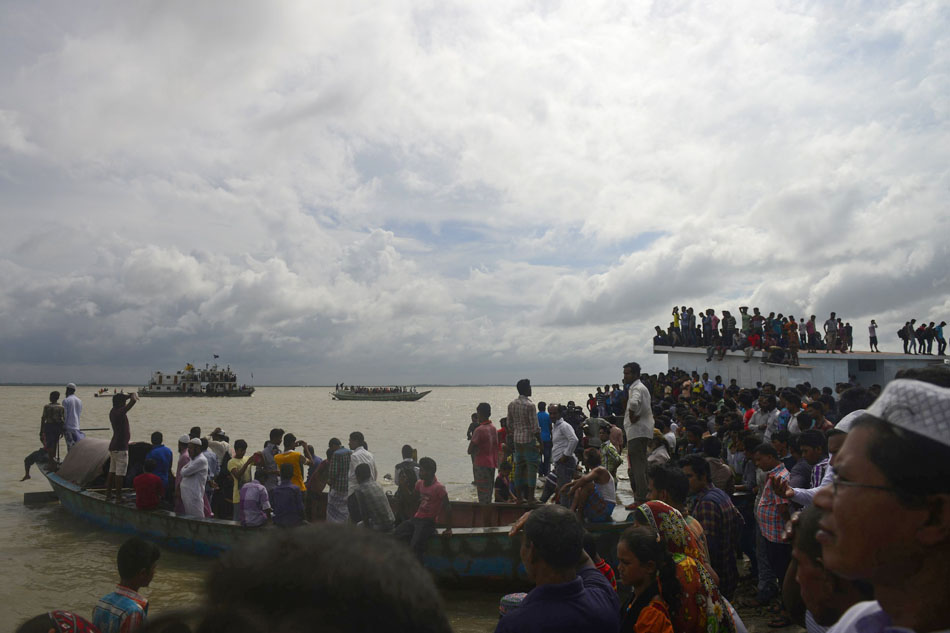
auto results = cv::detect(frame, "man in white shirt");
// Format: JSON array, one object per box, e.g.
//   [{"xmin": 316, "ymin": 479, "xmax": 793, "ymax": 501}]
[
  {"xmin": 749, "ymin": 395, "xmax": 781, "ymax": 442},
  {"xmin": 623, "ymin": 362, "xmax": 654, "ymax": 505},
  {"xmin": 62, "ymin": 382, "xmax": 84, "ymax": 450},
  {"xmin": 550, "ymin": 405, "xmax": 578, "ymax": 508}
]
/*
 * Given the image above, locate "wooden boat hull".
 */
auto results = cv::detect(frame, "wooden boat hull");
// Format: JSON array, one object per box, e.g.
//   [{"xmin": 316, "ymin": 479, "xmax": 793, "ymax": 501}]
[
  {"xmin": 42, "ymin": 467, "xmax": 251, "ymax": 556},
  {"xmin": 421, "ymin": 519, "xmax": 630, "ymax": 588},
  {"xmin": 330, "ymin": 390, "xmax": 431, "ymax": 401},
  {"xmin": 41, "ymin": 467, "xmax": 630, "ymax": 588}
]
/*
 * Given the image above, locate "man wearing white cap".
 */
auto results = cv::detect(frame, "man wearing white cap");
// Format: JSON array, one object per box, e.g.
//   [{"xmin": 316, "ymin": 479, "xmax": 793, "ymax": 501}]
[
  {"xmin": 62, "ymin": 383, "xmax": 84, "ymax": 450},
  {"xmin": 817, "ymin": 375, "xmax": 950, "ymax": 633},
  {"xmin": 179, "ymin": 438, "xmax": 209, "ymax": 518}
]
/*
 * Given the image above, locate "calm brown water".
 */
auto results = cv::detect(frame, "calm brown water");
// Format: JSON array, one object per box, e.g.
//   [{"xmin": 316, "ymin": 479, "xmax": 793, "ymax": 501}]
[{"xmin": 2, "ymin": 385, "xmax": 605, "ymax": 631}]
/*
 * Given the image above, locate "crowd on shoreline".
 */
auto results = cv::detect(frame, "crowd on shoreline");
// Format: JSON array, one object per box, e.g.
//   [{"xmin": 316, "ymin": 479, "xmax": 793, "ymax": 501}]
[
  {"xmin": 653, "ymin": 305, "xmax": 948, "ymax": 362},
  {"xmin": 18, "ymin": 364, "xmax": 950, "ymax": 633}
]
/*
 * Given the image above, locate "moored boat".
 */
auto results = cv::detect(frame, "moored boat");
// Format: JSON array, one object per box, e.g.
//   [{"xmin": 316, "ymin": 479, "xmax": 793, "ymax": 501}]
[
  {"xmin": 39, "ymin": 441, "xmax": 630, "ymax": 588},
  {"xmin": 138, "ymin": 363, "xmax": 255, "ymax": 397}
]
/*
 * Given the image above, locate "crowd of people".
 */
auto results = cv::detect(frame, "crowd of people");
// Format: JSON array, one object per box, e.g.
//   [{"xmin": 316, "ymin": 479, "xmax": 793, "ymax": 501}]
[
  {"xmin": 18, "ymin": 364, "xmax": 950, "ymax": 633},
  {"xmin": 898, "ymin": 319, "xmax": 947, "ymax": 355},
  {"xmin": 653, "ymin": 305, "xmax": 949, "ymax": 362}
]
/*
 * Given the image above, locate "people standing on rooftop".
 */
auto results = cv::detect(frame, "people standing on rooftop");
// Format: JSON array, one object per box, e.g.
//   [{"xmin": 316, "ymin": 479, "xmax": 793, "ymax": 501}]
[{"xmin": 824, "ymin": 312, "xmax": 839, "ymax": 354}]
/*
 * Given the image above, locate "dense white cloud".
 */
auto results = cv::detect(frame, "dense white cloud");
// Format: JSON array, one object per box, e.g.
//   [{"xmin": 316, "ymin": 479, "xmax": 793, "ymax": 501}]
[{"xmin": 1, "ymin": 0, "xmax": 948, "ymax": 385}]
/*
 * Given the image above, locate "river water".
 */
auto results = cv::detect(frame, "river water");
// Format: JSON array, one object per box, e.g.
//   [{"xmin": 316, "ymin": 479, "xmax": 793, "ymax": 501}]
[{"xmin": 2, "ymin": 384, "xmax": 612, "ymax": 631}]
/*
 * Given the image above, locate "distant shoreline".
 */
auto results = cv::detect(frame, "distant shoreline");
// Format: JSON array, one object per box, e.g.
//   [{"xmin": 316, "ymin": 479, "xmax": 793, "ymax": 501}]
[{"xmin": 0, "ymin": 383, "xmax": 598, "ymax": 388}]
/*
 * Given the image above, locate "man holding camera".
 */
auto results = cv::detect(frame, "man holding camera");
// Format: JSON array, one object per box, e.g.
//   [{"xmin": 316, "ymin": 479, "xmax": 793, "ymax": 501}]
[{"xmin": 105, "ymin": 391, "xmax": 140, "ymax": 503}]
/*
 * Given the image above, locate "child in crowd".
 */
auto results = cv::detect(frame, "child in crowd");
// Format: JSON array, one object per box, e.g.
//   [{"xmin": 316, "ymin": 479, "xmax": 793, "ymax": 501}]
[
  {"xmin": 92, "ymin": 537, "xmax": 160, "ymax": 633},
  {"xmin": 584, "ymin": 532, "xmax": 617, "ymax": 591},
  {"xmin": 394, "ymin": 457, "xmax": 451, "ymax": 559},
  {"xmin": 494, "ymin": 461, "xmax": 513, "ymax": 502},
  {"xmin": 617, "ymin": 526, "xmax": 681, "ymax": 633}
]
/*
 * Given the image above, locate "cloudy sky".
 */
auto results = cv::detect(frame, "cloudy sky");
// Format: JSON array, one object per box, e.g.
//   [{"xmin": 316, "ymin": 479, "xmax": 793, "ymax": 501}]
[{"xmin": 1, "ymin": 1, "xmax": 948, "ymax": 386}]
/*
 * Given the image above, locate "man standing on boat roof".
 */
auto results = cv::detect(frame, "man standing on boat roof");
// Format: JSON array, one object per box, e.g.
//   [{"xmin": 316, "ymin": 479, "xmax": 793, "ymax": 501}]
[
  {"xmin": 508, "ymin": 379, "xmax": 541, "ymax": 504},
  {"xmin": 62, "ymin": 382, "xmax": 84, "ymax": 450}
]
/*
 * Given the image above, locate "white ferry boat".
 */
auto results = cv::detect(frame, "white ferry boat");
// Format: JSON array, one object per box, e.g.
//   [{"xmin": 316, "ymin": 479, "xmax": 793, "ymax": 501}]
[{"xmin": 137, "ymin": 363, "xmax": 255, "ymax": 397}]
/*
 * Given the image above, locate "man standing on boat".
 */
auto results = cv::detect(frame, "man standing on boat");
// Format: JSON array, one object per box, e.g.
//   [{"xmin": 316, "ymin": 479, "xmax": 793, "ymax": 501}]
[
  {"xmin": 468, "ymin": 402, "xmax": 499, "ymax": 509},
  {"xmin": 40, "ymin": 390, "xmax": 65, "ymax": 463},
  {"xmin": 105, "ymin": 392, "xmax": 139, "ymax": 503},
  {"xmin": 62, "ymin": 382, "xmax": 84, "ymax": 450},
  {"xmin": 508, "ymin": 379, "xmax": 541, "ymax": 504},
  {"xmin": 623, "ymin": 361, "xmax": 654, "ymax": 507},
  {"xmin": 257, "ymin": 428, "xmax": 283, "ymax": 499},
  {"xmin": 179, "ymin": 438, "xmax": 209, "ymax": 517}
]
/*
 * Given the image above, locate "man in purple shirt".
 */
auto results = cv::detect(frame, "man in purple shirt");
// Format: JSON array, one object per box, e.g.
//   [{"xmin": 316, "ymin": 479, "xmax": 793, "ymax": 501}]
[
  {"xmin": 105, "ymin": 392, "xmax": 139, "ymax": 503},
  {"xmin": 272, "ymin": 463, "xmax": 305, "ymax": 527},
  {"xmin": 239, "ymin": 471, "xmax": 273, "ymax": 527},
  {"xmin": 496, "ymin": 505, "xmax": 619, "ymax": 633}
]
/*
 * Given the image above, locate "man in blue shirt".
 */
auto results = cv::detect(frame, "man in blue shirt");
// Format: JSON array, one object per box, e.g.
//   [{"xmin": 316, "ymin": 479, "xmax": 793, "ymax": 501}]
[
  {"xmin": 537, "ymin": 401, "xmax": 552, "ymax": 477},
  {"xmin": 145, "ymin": 431, "xmax": 173, "ymax": 503},
  {"xmin": 495, "ymin": 505, "xmax": 619, "ymax": 633}
]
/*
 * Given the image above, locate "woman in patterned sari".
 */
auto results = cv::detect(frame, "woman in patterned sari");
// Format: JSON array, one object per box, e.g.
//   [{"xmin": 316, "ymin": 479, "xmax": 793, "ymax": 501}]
[{"xmin": 634, "ymin": 500, "xmax": 736, "ymax": 633}]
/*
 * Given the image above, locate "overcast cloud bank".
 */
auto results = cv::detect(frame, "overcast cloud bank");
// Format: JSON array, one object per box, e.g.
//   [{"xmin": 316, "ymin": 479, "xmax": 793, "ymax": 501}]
[{"xmin": 1, "ymin": 1, "xmax": 948, "ymax": 385}]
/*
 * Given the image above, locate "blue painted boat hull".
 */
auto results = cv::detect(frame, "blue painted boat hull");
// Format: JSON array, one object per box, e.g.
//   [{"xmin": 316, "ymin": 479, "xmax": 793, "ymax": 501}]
[{"xmin": 42, "ymin": 467, "xmax": 632, "ymax": 588}]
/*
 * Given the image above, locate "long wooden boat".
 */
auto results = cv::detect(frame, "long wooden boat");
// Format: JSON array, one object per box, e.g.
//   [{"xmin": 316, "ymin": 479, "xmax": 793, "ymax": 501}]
[
  {"xmin": 40, "ymin": 463, "xmax": 631, "ymax": 588},
  {"xmin": 41, "ymin": 465, "xmax": 251, "ymax": 556},
  {"xmin": 330, "ymin": 389, "xmax": 431, "ymax": 401}
]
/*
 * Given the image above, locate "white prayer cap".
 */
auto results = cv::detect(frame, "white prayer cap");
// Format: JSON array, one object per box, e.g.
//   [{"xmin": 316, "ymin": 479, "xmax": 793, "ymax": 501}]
[
  {"xmin": 835, "ymin": 409, "xmax": 867, "ymax": 434},
  {"xmin": 178, "ymin": 434, "xmax": 191, "ymax": 444},
  {"xmin": 865, "ymin": 379, "xmax": 950, "ymax": 448},
  {"xmin": 189, "ymin": 438, "xmax": 202, "ymax": 446},
  {"xmin": 66, "ymin": 382, "xmax": 77, "ymax": 390}
]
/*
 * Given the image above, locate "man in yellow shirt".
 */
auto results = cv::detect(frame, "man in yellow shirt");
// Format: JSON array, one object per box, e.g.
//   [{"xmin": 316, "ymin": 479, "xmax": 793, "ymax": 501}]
[
  {"xmin": 274, "ymin": 433, "xmax": 312, "ymax": 492},
  {"xmin": 227, "ymin": 439, "xmax": 255, "ymax": 519}
]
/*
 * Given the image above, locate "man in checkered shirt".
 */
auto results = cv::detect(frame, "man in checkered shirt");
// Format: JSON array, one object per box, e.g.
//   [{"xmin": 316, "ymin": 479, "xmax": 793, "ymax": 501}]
[
  {"xmin": 507, "ymin": 378, "xmax": 541, "ymax": 503},
  {"xmin": 753, "ymin": 442, "xmax": 791, "ymax": 613}
]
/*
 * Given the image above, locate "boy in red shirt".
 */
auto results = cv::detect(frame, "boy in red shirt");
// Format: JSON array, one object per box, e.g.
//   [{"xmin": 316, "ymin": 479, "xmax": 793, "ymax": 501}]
[
  {"xmin": 394, "ymin": 457, "xmax": 452, "ymax": 559},
  {"xmin": 133, "ymin": 459, "xmax": 165, "ymax": 510}
]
